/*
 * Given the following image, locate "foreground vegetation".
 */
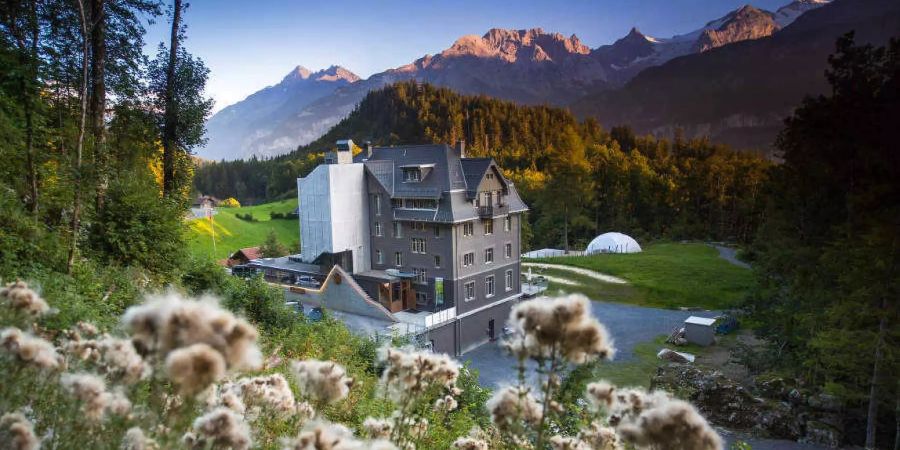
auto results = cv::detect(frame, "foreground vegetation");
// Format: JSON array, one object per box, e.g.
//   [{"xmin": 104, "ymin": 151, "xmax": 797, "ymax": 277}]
[
  {"xmin": 186, "ymin": 199, "xmax": 299, "ymax": 260},
  {"xmin": 538, "ymin": 242, "xmax": 753, "ymax": 310}
]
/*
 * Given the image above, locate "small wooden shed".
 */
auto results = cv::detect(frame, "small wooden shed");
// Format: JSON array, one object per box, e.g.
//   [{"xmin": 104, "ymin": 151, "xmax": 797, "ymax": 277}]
[{"xmin": 684, "ymin": 316, "xmax": 717, "ymax": 346}]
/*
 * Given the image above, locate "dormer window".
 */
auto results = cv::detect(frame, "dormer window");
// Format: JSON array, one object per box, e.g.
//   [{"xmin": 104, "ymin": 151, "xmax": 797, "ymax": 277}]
[{"xmin": 403, "ymin": 168, "xmax": 421, "ymax": 182}]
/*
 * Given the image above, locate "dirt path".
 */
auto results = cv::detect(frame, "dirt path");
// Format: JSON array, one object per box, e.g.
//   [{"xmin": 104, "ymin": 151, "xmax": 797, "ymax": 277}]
[
  {"xmin": 540, "ymin": 274, "xmax": 580, "ymax": 286},
  {"xmin": 712, "ymin": 245, "xmax": 750, "ymax": 269},
  {"xmin": 522, "ymin": 262, "xmax": 629, "ymax": 284}
]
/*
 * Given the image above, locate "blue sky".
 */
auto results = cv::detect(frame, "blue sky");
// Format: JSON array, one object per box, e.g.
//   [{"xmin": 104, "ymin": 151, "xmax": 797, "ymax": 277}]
[{"xmin": 143, "ymin": 0, "xmax": 788, "ymax": 111}]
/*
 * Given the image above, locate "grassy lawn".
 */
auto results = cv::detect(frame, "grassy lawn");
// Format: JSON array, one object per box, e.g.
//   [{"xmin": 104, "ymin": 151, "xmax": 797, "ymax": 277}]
[
  {"xmin": 185, "ymin": 198, "xmax": 299, "ymax": 260},
  {"xmin": 536, "ymin": 242, "xmax": 754, "ymax": 310},
  {"xmin": 592, "ymin": 336, "xmax": 712, "ymax": 388}
]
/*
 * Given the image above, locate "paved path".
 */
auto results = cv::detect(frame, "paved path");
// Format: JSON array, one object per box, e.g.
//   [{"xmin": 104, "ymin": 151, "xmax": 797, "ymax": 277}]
[
  {"xmin": 713, "ymin": 244, "xmax": 751, "ymax": 269},
  {"xmin": 522, "ymin": 262, "xmax": 629, "ymax": 284}
]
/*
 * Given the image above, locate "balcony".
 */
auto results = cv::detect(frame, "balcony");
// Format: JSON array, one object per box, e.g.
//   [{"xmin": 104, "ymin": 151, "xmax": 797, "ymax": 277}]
[{"xmin": 477, "ymin": 203, "xmax": 507, "ymax": 218}]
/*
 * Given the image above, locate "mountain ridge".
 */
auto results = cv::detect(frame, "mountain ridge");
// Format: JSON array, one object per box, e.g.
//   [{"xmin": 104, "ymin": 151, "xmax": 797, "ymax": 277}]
[{"xmin": 199, "ymin": 0, "xmax": 832, "ymax": 160}]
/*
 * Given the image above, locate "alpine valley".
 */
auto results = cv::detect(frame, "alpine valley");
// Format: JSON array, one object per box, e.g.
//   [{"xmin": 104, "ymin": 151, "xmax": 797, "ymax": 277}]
[{"xmin": 198, "ymin": 0, "xmax": 900, "ymax": 160}]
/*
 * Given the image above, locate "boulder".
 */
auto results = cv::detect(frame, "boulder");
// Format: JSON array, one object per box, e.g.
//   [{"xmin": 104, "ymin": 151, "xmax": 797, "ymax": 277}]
[{"xmin": 801, "ymin": 420, "xmax": 842, "ymax": 448}]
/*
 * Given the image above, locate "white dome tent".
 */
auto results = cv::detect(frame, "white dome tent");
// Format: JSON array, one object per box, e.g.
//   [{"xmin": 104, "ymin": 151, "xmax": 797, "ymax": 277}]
[{"xmin": 585, "ymin": 232, "xmax": 642, "ymax": 254}]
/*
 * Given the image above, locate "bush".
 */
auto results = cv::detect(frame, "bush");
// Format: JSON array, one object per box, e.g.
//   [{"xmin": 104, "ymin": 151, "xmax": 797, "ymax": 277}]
[
  {"xmin": 219, "ymin": 197, "xmax": 240, "ymax": 208},
  {"xmin": 235, "ymin": 213, "xmax": 255, "ymax": 222}
]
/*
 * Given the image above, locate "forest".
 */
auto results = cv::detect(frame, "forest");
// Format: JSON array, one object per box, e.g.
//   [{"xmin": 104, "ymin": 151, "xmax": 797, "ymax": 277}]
[{"xmin": 194, "ymin": 82, "xmax": 772, "ymax": 250}]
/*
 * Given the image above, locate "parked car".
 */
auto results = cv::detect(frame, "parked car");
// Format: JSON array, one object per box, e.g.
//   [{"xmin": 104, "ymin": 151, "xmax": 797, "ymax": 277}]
[
  {"xmin": 294, "ymin": 275, "xmax": 321, "ymax": 288},
  {"xmin": 307, "ymin": 307, "xmax": 324, "ymax": 322}
]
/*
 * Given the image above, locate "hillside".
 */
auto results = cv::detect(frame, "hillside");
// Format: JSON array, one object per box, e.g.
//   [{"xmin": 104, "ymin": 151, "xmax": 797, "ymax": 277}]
[
  {"xmin": 571, "ymin": 0, "xmax": 900, "ymax": 152},
  {"xmin": 186, "ymin": 199, "xmax": 299, "ymax": 260},
  {"xmin": 196, "ymin": 81, "xmax": 773, "ymax": 250}
]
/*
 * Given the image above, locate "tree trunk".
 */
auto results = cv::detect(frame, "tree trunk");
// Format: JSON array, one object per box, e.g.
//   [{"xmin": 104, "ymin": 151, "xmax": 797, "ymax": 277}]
[
  {"xmin": 563, "ymin": 204, "xmax": 569, "ymax": 252},
  {"xmin": 68, "ymin": 0, "xmax": 90, "ymax": 274},
  {"xmin": 90, "ymin": 0, "xmax": 107, "ymax": 211},
  {"xmin": 162, "ymin": 0, "xmax": 182, "ymax": 197},
  {"xmin": 865, "ymin": 301, "xmax": 887, "ymax": 449}
]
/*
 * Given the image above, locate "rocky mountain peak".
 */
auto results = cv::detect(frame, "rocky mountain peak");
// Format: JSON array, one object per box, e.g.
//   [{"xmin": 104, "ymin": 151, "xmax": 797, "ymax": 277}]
[
  {"xmin": 313, "ymin": 65, "xmax": 360, "ymax": 83},
  {"xmin": 696, "ymin": 4, "xmax": 779, "ymax": 52},
  {"xmin": 281, "ymin": 65, "xmax": 312, "ymax": 83}
]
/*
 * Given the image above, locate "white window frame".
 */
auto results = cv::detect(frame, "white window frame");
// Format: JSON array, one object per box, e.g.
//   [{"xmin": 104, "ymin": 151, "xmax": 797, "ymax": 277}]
[
  {"xmin": 394, "ymin": 252, "xmax": 403, "ymax": 267},
  {"xmin": 413, "ymin": 268, "xmax": 427, "ymax": 284},
  {"xmin": 485, "ymin": 275, "xmax": 495, "ymax": 298},
  {"xmin": 411, "ymin": 238, "xmax": 426, "ymax": 254},
  {"xmin": 505, "ymin": 243, "xmax": 512, "ymax": 259},
  {"xmin": 375, "ymin": 194, "xmax": 382, "ymax": 216},
  {"xmin": 504, "ymin": 216, "xmax": 511, "ymax": 232},
  {"xmin": 434, "ymin": 255, "xmax": 441, "ymax": 268},
  {"xmin": 463, "ymin": 252, "xmax": 475, "ymax": 267},
  {"xmin": 464, "ymin": 281, "xmax": 476, "ymax": 301},
  {"xmin": 374, "ymin": 222, "xmax": 383, "ymax": 237},
  {"xmin": 484, "ymin": 248, "xmax": 494, "ymax": 264},
  {"xmin": 483, "ymin": 219, "xmax": 493, "ymax": 235},
  {"xmin": 393, "ymin": 222, "xmax": 402, "ymax": 238},
  {"xmin": 376, "ymin": 250, "xmax": 383, "ymax": 264},
  {"xmin": 505, "ymin": 270, "xmax": 513, "ymax": 291},
  {"xmin": 462, "ymin": 222, "xmax": 473, "ymax": 237},
  {"xmin": 433, "ymin": 225, "xmax": 441, "ymax": 238}
]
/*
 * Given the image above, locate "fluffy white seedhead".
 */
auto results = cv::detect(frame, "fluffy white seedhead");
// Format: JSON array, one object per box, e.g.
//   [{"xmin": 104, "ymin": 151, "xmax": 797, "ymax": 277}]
[
  {"xmin": 165, "ymin": 343, "xmax": 227, "ymax": 395},
  {"xmin": 435, "ymin": 394, "xmax": 458, "ymax": 412},
  {"xmin": 579, "ymin": 422, "xmax": 621, "ymax": 450},
  {"xmin": 450, "ymin": 437, "xmax": 488, "ymax": 450},
  {"xmin": 549, "ymin": 435, "xmax": 592, "ymax": 450},
  {"xmin": 0, "ymin": 412, "xmax": 40, "ymax": 450},
  {"xmin": 60, "ymin": 372, "xmax": 131, "ymax": 421},
  {"xmin": 377, "ymin": 346, "xmax": 460, "ymax": 403},
  {"xmin": 121, "ymin": 427, "xmax": 157, "ymax": 450},
  {"xmin": 1, "ymin": 327, "xmax": 62, "ymax": 370},
  {"xmin": 291, "ymin": 359, "xmax": 354, "ymax": 404},
  {"xmin": 282, "ymin": 420, "xmax": 397, "ymax": 450},
  {"xmin": 99, "ymin": 337, "xmax": 151, "ymax": 384},
  {"xmin": 586, "ymin": 380, "xmax": 616, "ymax": 411},
  {"xmin": 486, "ymin": 386, "xmax": 543, "ymax": 430},
  {"xmin": 0, "ymin": 280, "xmax": 49, "ymax": 317},
  {"xmin": 598, "ymin": 386, "xmax": 721, "ymax": 450},
  {"xmin": 185, "ymin": 407, "xmax": 252, "ymax": 450},
  {"xmin": 506, "ymin": 294, "xmax": 615, "ymax": 364},
  {"xmin": 122, "ymin": 292, "xmax": 262, "ymax": 371},
  {"xmin": 361, "ymin": 417, "xmax": 393, "ymax": 440},
  {"xmin": 221, "ymin": 373, "xmax": 297, "ymax": 416}
]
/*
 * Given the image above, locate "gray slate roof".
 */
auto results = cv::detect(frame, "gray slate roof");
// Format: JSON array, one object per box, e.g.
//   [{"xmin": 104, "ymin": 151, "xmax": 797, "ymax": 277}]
[{"xmin": 356, "ymin": 144, "xmax": 528, "ymax": 223}]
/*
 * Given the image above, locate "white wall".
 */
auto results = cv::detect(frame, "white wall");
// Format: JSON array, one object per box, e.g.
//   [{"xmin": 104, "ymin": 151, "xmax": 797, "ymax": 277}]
[{"xmin": 298, "ymin": 163, "xmax": 371, "ymax": 273}]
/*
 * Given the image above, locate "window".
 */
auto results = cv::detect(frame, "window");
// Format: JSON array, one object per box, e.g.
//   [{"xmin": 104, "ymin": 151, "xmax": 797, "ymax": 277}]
[
  {"xmin": 391, "ymin": 198, "xmax": 403, "ymax": 208},
  {"xmin": 485, "ymin": 276, "xmax": 495, "ymax": 297},
  {"xmin": 374, "ymin": 195, "xmax": 382, "ymax": 216},
  {"xmin": 464, "ymin": 281, "xmax": 476, "ymax": 301},
  {"xmin": 412, "ymin": 222, "xmax": 426, "ymax": 231},
  {"xmin": 415, "ymin": 292, "xmax": 428, "ymax": 306},
  {"xmin": 486, "ymin": 172, "xmax": 494, "ymax": 180},
  {"xmin": 411, "ymin": 238, "xmax": 426, "ymax": 254},
  {"xmin": 393, "ymin": 222, "xmax": 402, "ymax": 238},
  {"xmin": 402, "ymin": 168, "xmax": 421, "ymax": 182},
  {"xmin": 483, "ymin": 219, "xmax": 493, "ymax": 235},
  {"xmin": 504, "ymin": 216, "xmax": 511, "ymax": 232},
  {"xmin": 505, "ymin": 243, "xmax": 512, "ymax": 259},
  {"xmin": 434, "ymin": 255, "xmax": 441, "ymax": 268},
  {"xmin": 482, "ymin": 191, "xmax": 492, "ymax": 206},
  {"xmin": 374, "ymin": 222, "xmax": 383, "ymax": 237},
  {"xmin": 376, "ymin": 250, "xmax": 383, "ymax": 264},
  {"xmin": 433, "ymin": 225, "xmax": 441, "ymax": 237},
  {"xmin": 394, "ymin": 252, "xmax": 403, "ymax": 267},
  {"xmin": 462, "ymin": 222, "xmax": 474, "ymax": 236},
  {"xmin": 505, "ymin": 270, "xmax": 513, "ymax": 291},
  {"xmin": 413, "ymin": 268, "xmax": 427, "ymax": 284},
  {"xmin": 463, "ymin": 252, "xmax": 475, "ymax": 267},
  {"xmin": 484, "ymin": 248, "xmax": 494, "ymax": 264},
  {"xmin": 406, "ymin": 199, "xmax": 437, "ymax": 209}
]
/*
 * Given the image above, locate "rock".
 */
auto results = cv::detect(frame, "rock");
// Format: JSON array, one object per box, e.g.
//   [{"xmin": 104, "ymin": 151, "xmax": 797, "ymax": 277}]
[
  {"xmin": 788, "ymin": 388, "xmax": 804, "ymax": 405},
  {"xmin": 801, "ymin": 420, "xmax": 842, "ymax": 448},
  {"xmin": 807, "ymin": 393, "xmax": 842, "ymax": 412},
  {"xmin": 657, "ymin": 348, "xmax": 694, "ymax": 363}
]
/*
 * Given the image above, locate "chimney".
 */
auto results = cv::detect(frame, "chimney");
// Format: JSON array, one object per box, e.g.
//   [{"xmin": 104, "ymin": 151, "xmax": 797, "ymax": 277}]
[
  {"xmin": 365, "ymin": 141, "xmax": 373, "ymax": 158},
  {"xmin": 455, "ymin": 140, "xmax": 466, "ymax": 158}
]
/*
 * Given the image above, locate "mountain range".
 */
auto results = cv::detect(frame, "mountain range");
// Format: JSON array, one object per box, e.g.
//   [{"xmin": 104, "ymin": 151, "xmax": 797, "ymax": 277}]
[{"xmin": 198, "ymin": 0, "xmax": 899, "ymax": 160}]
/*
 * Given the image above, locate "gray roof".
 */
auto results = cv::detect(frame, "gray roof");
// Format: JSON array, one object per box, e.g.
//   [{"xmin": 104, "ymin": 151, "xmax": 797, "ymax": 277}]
[
  {"xmin": 357, "ymin": 144, "xmax": 528, "ymax": 223},
  {"xmin": 247, "ymin": 255, "xmax": 322, "ymax": 275}
]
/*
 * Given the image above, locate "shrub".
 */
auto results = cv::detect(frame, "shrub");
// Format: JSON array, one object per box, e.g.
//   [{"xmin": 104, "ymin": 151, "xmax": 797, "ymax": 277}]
[{"xmin": 219, "ymin": 197, "xmax": 241, "ymax": 208}]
